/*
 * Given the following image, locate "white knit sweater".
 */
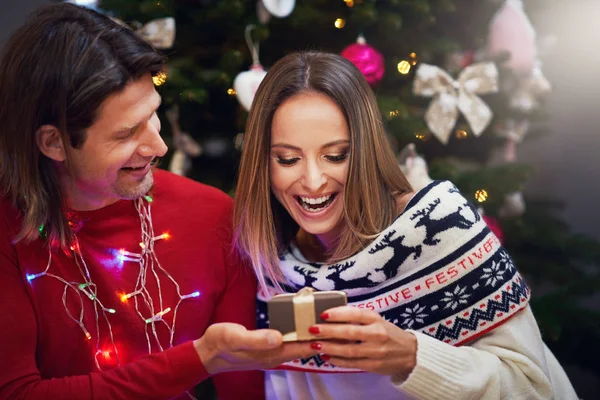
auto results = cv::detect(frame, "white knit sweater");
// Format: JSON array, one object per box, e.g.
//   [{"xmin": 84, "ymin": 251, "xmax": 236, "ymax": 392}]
[{"xmin": 259, "ymin": 181, "xmax": 578, "ymax": 399}]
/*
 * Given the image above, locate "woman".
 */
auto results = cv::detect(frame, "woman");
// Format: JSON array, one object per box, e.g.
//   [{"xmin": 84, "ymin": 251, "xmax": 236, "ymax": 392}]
[{"xmin": 233, "ymin": 51, "xmax": 577, "ymax": 399}]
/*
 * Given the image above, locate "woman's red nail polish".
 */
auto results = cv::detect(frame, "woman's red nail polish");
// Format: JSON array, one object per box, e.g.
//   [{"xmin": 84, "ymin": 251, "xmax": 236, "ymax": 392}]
[
  {"xmin": 310, "ymin": 342, "xmax": 322, "ymax": 350},
  {"xmin": 320, "ymin": 312, "xmax": 330, "ymax": 320},
  {"xmin": 308, "ymin": 326, "xmax": 320, "ymax": 334},
  {"xmin": 321, "ymin": 354, "xmax": 331, "ymax": 361}
]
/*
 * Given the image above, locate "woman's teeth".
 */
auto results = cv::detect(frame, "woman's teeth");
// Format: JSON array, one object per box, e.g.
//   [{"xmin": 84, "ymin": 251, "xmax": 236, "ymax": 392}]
[{"xmin": 298, "ymin": 194, "xmax": 335, "ymax": 212}]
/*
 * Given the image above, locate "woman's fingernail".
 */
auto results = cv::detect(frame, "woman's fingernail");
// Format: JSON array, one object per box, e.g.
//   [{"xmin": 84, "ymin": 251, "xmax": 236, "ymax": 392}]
[
  {"xmin": 308, "ymin": 326, "xmax": 320, "ymax": 334},
  {"xmin": 321, "ymin": 354, "xmax": 331, "ymax": 361},
  {"xmin": 320, "ymin": 312, "xmax": 330, "ymax": 320},
  {"xmin": 310, "ymin": 342, "xmax": 322, "ymax": 350}
]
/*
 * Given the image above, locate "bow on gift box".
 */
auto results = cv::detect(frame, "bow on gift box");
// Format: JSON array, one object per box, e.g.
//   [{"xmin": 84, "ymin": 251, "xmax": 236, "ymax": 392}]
[{"xmin": 413, "ymin": 62, "xmax": 499, "ymax": 144}]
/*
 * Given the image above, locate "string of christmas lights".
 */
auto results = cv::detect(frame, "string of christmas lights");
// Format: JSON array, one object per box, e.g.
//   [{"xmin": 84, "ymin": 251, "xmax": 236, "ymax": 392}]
[{"xmin": 27, "ymin": 196, "xmax": 200, "ymax": 399}]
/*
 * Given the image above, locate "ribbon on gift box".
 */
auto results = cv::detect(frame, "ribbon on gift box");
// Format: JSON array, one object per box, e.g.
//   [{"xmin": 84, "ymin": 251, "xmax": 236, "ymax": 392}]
[{"xmin": 283, "ymin": 287, "xmax": 317, "ymax": 342}]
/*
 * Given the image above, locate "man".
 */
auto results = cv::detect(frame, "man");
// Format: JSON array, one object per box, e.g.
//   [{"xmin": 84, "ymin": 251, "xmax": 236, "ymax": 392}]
[{"xmin": 0, "ymin": 3, "xmax": 316, "ymax": 399}]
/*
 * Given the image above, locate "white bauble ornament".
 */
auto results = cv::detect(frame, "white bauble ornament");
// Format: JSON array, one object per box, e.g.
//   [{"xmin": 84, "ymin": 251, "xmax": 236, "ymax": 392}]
[
  {"xmin": 499, "ymin": 191, "xmax": 526, "ymax": 218},
  {"xmin": 233, "ymin": 64, "xmax": 267, "ymax": 111},
  {"xmin": 260, "ymin": 0, "xmax": 295, "ymax": 18},
  {"xmin": 398, "ymin": 143, "xmax": 433, "ymax": 191}
]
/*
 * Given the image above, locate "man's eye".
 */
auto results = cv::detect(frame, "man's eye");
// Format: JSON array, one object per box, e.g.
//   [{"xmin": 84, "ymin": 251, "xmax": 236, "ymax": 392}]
[
  {"xmin": 116, "ymin": 127, "xmax": 136, "ymax": 140},
  {"xmin": 276, "ymin": 157, "xmax": 300, "ymax": 166}
]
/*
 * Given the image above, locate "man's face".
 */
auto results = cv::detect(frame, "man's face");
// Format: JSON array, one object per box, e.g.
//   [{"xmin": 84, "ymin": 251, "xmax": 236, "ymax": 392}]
[{"xmin": 61, "ymin": 74, "xmax": 167, "ymax": 211}]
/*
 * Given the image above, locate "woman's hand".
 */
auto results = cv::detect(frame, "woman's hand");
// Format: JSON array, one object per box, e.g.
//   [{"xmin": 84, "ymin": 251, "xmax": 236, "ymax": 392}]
[
  {"xmin": 308, "ymin": 306, "xmax": 418, "ymax": 380},
  {"xmin": 195, "ymin": 323, "xmax": 320, "ymax": 375}
]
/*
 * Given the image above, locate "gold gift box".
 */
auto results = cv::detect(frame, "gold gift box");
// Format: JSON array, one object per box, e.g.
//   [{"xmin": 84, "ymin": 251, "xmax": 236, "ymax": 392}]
[{"xmin": 267, "ymin": 287, "xmax": 347, "ymax": 342}]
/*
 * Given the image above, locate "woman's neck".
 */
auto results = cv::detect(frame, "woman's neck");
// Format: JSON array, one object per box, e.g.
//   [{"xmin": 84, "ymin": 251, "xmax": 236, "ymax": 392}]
[{"xmin": 295, "ymin": 229, "xmax": 330, "ymax": 262}]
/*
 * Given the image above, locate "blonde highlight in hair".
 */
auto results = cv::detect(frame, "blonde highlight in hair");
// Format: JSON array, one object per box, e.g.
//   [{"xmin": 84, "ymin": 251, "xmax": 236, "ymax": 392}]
[{"xmin": 233, "ymin": 52, "xmax": 412, "ymax": 292}]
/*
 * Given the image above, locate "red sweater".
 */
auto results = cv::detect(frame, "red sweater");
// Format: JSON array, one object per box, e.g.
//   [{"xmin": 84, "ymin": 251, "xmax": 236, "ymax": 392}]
[{"xmin": 0, "ymin": 169, "xmax": 263, "ymax": 400}]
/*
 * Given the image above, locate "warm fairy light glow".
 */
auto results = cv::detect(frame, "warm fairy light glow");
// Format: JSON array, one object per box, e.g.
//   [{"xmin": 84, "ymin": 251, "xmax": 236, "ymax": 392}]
[
  {"xmin": 227, "ymin": 88, "xmax": 237, "ymax": 95},
  {"xmin": 409, "ymin": 52, "xmax": 417, "ymax": 65},
  {"xmin": 415, "ymin": 132, "xmax": 430, "ymax": 141},
  {"xmin": 456, "ymin": 129, "xmax": 468, "ymax": 139},
  {"xmin": 120, "ymin": 293, "xmax": 130, "ymax": 303},
  {"xmin": 152, "ymin": 71, "xmax": 167, "ymax": 86},
  {"xmin": 475, "ymin": 189, "xmax": 489, "ymax": 203},
  {"xmin": 397, "ymin": 60, "xmax": 411, "ymax": 74},
  {"xmin": 154, "ymin": 232, "xmax": 170, "ymax": 241},
  {"xmin": 334, "ymin": 18, "xmax": 346, "ymax": 29},
  {"xmin": 389, "ymin": 110, "xmax": 399, "ymax": 117},
  {"xmin": 344, "ymin": 0, "xmax": 354, "ymax": 7}
]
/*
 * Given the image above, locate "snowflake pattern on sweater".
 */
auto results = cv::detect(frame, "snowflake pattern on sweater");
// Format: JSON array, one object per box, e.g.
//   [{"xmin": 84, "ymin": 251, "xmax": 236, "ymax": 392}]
[{"xmin": 256, "ymin": 180, "xmax": 530, "ymax": 373}]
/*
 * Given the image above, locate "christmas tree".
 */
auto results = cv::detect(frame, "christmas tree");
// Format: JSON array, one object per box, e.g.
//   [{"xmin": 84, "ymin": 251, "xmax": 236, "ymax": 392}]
[{"xmin": 93, "ymin": 0, "xmax": 600, "ymax": 389}]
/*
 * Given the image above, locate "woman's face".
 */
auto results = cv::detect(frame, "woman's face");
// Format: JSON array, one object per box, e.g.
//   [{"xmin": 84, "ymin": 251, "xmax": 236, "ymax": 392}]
[{"xmin": 269, "ymin": 92, "xmax": 350, "ymax": 250}]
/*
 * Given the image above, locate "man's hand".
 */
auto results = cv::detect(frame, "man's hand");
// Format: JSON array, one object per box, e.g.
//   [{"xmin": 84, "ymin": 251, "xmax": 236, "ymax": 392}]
[{"xmin": 194, "ymin": 323, "xmax": 319, "ymax": 375}]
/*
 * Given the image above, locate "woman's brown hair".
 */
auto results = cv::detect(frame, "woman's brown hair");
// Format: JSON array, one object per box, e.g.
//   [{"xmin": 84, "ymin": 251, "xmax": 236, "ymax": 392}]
[
  {"xmin": 233, "ymin": 51, "xmax": 412, "ymax": 292},
  {"xmin": 0, "ymin": 3, "xmax": 164, "ymax": 249}
]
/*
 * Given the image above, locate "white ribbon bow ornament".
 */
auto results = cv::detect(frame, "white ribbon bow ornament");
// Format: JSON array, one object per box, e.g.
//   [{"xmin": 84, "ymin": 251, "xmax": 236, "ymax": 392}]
[{"xmin": 413, "ymin": 62, "xmax": 499, "ymax": 144}]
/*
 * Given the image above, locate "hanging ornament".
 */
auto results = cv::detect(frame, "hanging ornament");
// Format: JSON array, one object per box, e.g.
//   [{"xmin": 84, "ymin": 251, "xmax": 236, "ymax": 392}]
[
  {"xmin": 341, "ymin": 34, "xmax": 385, "ymax": 87},
  {"xmin": 498, "ymin": 191, "xmax": 526, "ymax": 219},
  {"xmin": 509, "ymin": 63, "xmax": 551, "ymax": 113},
  {"xmin": 67, "ymin": 0, "xmax": 99, "ymax": 9},
  {"xmin": 496, "ymin": 118, "xmax": 530, "ymax": 145},
  {"xmin": 488, "ymin": 0, "xmax": 536, "ymax": 75},
  {"xmin": 397, "ymin": 143, "xmax": 433, "ymax": 191},
  {"xmin": 259, "ymin": 0, "xmax": 295, "ymax": 20},
  {"xmin": 233, "ymin": 25, "xmax": 267, "ymax": 111},
  {"xmin": 413, "ymin": 62, "xmax": 499, "ymax": 144},
  {"xmin": 136, "ymin": 17, "xmax": 176, "ymax": 49},
  {"xmin": 165, "ymin": 106, "xmax": 202, "ymax": 177}
]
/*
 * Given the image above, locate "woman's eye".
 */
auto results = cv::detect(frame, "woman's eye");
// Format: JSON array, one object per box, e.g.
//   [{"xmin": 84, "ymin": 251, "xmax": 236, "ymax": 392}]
[
  {"xmin": 326, "ymin": 153, "xmax": 349, "ymax": 163},
  {"xmin": 276, "ymin": 157, "xmax": 300, "ymax": 166}
]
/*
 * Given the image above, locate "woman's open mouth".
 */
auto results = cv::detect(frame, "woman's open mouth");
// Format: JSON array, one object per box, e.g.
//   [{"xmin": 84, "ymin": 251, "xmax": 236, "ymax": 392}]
[{"xmin": 295, "ymin": 193, "xmax": 337, "ymax": 213}]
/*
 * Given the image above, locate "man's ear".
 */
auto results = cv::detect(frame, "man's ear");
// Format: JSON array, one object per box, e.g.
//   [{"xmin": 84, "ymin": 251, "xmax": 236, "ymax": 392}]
[{"xmin": 36, "ymin": 125, "xmax": 66, "ymax": 162}]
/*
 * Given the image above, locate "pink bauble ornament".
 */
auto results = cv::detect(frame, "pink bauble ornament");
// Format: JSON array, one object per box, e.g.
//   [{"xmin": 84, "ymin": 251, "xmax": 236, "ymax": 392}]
[
  {"xmin": 341, "ymin": 35, "xmax": 385, "ymax": 87},
  {"xmin": 483, "ymin": 215, "xmax": 504, "ymax": 244},
  {"xmin": 488, "ymin": 0, "xmax": 536, "ymax": 76}
]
